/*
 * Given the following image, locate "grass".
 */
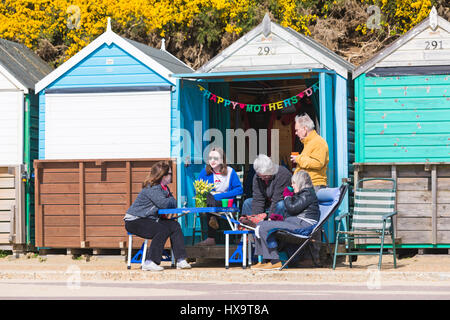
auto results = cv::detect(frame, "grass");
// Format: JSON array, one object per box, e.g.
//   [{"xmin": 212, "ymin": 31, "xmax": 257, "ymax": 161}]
[{"xmin": 0, "ymin": 250, "xmax": 11, "ymax": 258}]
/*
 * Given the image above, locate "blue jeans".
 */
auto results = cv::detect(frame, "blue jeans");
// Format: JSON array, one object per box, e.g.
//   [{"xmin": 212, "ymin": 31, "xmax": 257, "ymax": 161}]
[{"xmin": 241, "ymin": 198, "xmax": 286, "ymax": 217}]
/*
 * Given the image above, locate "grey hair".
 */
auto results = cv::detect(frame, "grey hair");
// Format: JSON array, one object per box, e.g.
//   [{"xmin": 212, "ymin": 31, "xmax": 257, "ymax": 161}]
[
  {"xmin": 291, "ymin": 170, "xmax": 314, "ymax": 190},
  {"xmin": 253, "ymin": 154, "xmax": 279, "ymax": 176},
  {"xmin": 295, "ymin": 113, "xmax": 315, "ymax": 131}
]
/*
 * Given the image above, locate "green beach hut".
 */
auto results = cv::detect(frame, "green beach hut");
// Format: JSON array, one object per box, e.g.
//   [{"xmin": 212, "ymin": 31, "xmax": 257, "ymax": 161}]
[{"xmin": 352, "ymin": 7, "xmax": 450, "ymax": 249}]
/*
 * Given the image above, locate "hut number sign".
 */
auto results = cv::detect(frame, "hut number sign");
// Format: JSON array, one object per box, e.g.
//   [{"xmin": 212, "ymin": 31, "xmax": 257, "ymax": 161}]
[
  {"xmin": 425, "ymin": 40, "xmax": 443, "ymax": 50},
  {"xmin": 257, "ymin": 46, "xmax": 276, "ymax": 55}
]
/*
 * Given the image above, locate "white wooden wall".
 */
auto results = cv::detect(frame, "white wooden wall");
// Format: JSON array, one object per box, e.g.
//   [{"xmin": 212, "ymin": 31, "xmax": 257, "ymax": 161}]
[
  {"xmin": 44, "ymin": 91, "xmax": 172, "ymax": 159},
  {"xmin": 378, "ymin": 26, "xmax": 450, "ymax": 67},
  {"xmin": 210, "ymin": 33, "xmax": 324, "ymax": 72},
  {"xmin": 0, "ymin": 72, "xmax": 24, "ymax": 165}
]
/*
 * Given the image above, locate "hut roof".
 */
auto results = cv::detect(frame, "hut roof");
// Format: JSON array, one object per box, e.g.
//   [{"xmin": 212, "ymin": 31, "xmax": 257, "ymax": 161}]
[
  {"xmin": 121, "ymin": 37, "xmax": 192, "ymax": 75},
  {"xmin": 353, "ymin": 7, "xmax": 450, "ymax": 79},
  {"xmin": 196, "ymin": 13, "xmax": 354, "ymax": 79},
  {"xmin": 0, "ymin": 38, "xmax": 53, "ymax": 92},
  {"xmin": 35, "ymin": 18, "xmax": 193, "ymax": 93}
]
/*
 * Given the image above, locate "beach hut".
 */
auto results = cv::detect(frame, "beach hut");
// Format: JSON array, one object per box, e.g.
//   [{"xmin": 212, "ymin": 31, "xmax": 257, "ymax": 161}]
[
  {"xmin": 35, "ymin": 18, "xmax": 193, "ymax": 160},
  {"xmin": 0, "ymin": 38, "xmax": 52, "ymax": 251},
  {"xmin": 33, "ymin": 19, "xmax": 192, "ymax": 251},
  {"xmin": 353, "ymin": 7, "xmax": 450, "ymax": 250},
  {"xmin": 172, "ymin": 14, "xmax": 355, "ymax": 242}
]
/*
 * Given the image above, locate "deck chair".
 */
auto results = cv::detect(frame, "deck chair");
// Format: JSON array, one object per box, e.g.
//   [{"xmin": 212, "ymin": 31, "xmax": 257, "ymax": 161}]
[
  {"xmin": 272, "ymin": 183, "xmax": 348, "ymax": 271},
  {"xmin": 333, "ymin": 178, "xmax": 397, "ymax": 270}
]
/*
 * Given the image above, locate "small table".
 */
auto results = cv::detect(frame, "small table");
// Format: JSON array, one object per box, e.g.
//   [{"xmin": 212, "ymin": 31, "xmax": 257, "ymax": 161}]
[
  {"xmin": 159, "ymin": 207, "xmax": 241, "ymax": 243},
  {"xmin": 159, "ymin": 207, "xmax": 240, "ymax": 227}
]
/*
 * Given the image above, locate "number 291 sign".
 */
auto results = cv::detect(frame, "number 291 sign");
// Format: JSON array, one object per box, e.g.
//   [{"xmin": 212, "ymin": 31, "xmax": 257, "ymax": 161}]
[{"xmin": 425, "ymin": 40, "xmax": 444, "ymax": 50}]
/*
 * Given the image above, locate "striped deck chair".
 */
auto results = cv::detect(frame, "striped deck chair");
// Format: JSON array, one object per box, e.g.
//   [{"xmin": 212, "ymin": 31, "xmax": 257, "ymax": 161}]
[{"xmin": 333, "ymin": 178, "xmax": 397, "ymax": 270}]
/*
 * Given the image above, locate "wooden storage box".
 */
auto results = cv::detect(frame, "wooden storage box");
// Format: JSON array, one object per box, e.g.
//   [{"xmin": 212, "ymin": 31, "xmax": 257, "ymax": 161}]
[
  {"xmin": 34, "ymin": 159, "xmax": 176, "ymax": 249},
  {"xmin": 354, "ymin": 162, "xmax": 450, "ymax": 247}
]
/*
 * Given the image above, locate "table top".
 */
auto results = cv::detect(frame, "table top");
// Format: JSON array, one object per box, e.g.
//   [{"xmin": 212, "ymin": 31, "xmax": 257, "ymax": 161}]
[{"xmin": 158, "ymin": 207, "xmax": 239, "ymax": 215}]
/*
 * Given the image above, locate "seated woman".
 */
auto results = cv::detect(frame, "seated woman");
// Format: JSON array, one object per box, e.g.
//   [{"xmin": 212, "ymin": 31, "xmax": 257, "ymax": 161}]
[
  {"xmin": 253, "ymin": 170, "xmax": 320, "ymax": 270},
  {"xmin": 197, "ymin": 147, "xmax": 243, "ymax": 246},
  {"xmin": 123, "ymin": 161, "xmax": 191, "ymax": 271}
]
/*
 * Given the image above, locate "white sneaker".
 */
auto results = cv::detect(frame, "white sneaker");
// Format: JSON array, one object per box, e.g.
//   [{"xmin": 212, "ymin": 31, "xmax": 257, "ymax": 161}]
[
  {"xmin": 142, "ymin": 260, "xmax": 164, "ymax": 272},
  {"xmin": 176, "ymin": 259, "xmax": 192, "ymax": 269}
]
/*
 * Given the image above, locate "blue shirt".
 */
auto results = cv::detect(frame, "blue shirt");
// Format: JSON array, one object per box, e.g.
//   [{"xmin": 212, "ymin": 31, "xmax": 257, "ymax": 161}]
[{"xmin": 197, "ymin": 167, "xmax": 243, "ymax": 201}]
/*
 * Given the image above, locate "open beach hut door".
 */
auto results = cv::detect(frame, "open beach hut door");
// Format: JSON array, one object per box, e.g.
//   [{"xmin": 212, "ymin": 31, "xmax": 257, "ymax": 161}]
[{"xmin": 173, "ymin": 78, "xmax": 210, "ymax": 219}]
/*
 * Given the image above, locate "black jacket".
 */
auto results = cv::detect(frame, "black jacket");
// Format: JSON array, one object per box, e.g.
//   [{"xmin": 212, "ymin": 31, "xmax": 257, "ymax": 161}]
[{"xmin": 284, "ymin": 187, "xmax": 320, "ymax": 222}]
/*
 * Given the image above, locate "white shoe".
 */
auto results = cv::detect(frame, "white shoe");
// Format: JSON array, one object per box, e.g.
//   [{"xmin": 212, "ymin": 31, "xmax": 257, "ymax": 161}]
[
  {"xmin": 176, "ymin": 259, "xmax": 192, "ymax": 269},
  {"xmin": 142, "ymin": 260, "xmax": 164, "ymax": 272}
]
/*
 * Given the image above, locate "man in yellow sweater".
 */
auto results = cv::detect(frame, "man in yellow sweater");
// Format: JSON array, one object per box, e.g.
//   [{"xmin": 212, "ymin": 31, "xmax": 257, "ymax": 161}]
[{"xmin": 291, "ymin": 113, "xmax": 329, "ymax": 189}]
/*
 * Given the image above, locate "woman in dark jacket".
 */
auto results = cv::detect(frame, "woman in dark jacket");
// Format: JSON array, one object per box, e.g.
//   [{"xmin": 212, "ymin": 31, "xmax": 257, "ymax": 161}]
[
  {"xmin": 253, "ymin": 170, "xmax": 319, "ymax": 270},
  {"xmin": 124, "ymin": 161, "xmax": 191, "ymax": 272}
]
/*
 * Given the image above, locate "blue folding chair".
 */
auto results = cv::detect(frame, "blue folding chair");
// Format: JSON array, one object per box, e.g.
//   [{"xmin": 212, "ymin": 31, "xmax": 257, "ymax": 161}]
[{"xmin": 270, "ymin": 183, "xmax": 349, "ymax": 270}]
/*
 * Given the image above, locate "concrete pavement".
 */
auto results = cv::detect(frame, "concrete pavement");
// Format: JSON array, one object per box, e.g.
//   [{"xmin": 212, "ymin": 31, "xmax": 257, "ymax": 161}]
[{"xmin": 1, "ymin": 253, "xmax": 450, "ymax": 284}]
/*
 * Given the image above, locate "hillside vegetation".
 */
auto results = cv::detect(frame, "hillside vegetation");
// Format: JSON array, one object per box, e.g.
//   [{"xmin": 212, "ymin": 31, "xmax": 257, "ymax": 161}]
[{"xmin": 0, "ymin": 0, "xmax": 449, "ymax": 69}]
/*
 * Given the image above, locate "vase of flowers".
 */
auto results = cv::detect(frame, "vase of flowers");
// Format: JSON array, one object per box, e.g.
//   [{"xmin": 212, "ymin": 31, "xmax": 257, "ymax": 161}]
[{"xmin": 193, "ymin": 179, "xmax": 214, "ymax": 208}]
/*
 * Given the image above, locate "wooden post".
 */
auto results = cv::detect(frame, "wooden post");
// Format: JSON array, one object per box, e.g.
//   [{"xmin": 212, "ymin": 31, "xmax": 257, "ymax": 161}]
[
  {"xmin": 391, "ymin": 165, "xmax": 398, "ymax": 237},
  {"xmin": 431, "ymin": 164, "xmax": 437, "ymax": 245},
  {"xmin": 79, "ymin": 162, "xmax": 86, "ymax": 246},
  {"xmin": 34, "ymin": 162, "xmax": 43, "ymax": 247},
  {"xmin": 126, "ymin": 161, "xmax": 132, "ymax": 207}
]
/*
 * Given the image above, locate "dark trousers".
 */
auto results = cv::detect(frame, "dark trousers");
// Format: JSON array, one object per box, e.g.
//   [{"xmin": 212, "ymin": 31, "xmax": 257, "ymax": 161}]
[
  {"xmin": 125, "ymin": 218, "xmax": 187, "ymax": 264},
  {"xmin": 205, "ymin": 214, "xmax": 216, "ymax": 238}
]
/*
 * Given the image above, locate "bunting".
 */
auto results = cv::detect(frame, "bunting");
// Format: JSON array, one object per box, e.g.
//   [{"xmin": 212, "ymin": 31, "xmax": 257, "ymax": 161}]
[{"xmin": 197, "ymin": 82, "xmax": 319, "ymax": 113}]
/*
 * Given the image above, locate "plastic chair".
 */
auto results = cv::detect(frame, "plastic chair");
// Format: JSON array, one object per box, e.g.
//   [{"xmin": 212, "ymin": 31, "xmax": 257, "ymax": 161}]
[
  {"xmin": 333, "ymin": 178, "xmax": 397, "ymax": 270},
  {"xmin": 273, "ymin": 183, "xmax": 349, "ymax": 270}
]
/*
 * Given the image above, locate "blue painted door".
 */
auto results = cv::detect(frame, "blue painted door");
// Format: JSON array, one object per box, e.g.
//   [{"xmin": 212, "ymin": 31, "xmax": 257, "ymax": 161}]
[{"xmin": 174, "ymin": 79, "xmax": 209, "ymax": 239}]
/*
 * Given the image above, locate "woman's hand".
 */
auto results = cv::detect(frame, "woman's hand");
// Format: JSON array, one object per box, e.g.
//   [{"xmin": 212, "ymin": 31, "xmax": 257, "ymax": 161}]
[{"xmin": 160, "ymin": 213, "xmax": 178, "ymax": 220}]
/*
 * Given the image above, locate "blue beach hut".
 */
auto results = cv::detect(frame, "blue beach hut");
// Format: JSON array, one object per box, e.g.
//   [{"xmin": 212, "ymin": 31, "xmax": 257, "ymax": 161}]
[
  {"xmin": 172, "ymin": 14, "xmax": 355, "ymax": 242},
  {"xmin": 35, "ymin": 19, "xmax": 193, "ymax": 160}
]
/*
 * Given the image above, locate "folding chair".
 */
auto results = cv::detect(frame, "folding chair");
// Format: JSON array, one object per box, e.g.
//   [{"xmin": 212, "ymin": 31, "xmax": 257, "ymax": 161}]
[
  {"xmin": 333, "ymin": 178, "xmax": 397, "ymax": 270},
  {"xmin": 272, "ymin": 183, "xmax": 348, "ymax": 271}
]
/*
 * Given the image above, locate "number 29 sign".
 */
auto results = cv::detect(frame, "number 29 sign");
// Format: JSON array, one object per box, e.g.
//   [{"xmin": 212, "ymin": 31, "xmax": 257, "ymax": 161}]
[{"xmin": 257, "ymin": 46, "xmax": 276, "ymax": 55}]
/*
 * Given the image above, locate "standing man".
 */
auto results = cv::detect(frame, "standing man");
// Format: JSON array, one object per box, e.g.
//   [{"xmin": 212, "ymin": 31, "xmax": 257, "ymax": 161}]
[
  {"xmin": 290, "ymin": 113, "xmax": 329, "ymax": 265},
  {"xmin": 291, "ymin": 113, "xmax": 329, "ymax": 189}
]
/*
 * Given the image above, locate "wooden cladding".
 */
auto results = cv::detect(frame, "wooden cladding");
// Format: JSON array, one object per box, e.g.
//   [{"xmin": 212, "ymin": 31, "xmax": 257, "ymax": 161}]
[
  {"xmin": 34, "ymin": 159, "xmax": 177, "ymax": 249},
  {"xmin": 0, "ymin": 165, "xmax": 25, "ymax": 248},
  {"xmin": 354, "ymin": 163, "xmax": 450, "ymax": 246}
]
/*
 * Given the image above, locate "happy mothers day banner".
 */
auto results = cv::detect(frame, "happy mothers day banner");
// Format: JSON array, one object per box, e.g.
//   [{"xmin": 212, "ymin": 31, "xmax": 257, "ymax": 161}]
[{"xmin": 197, "ymin": 82, "xmax": 319, "ymax": 113}]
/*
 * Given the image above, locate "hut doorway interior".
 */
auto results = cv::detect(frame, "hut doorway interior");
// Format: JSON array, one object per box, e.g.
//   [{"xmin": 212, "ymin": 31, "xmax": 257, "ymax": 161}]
[
  {"xmin": 172, "ymin": 13, "xmax": 355, "ymax": 242},
  {"xmin": 225, "ymin": 76, "xmax": 320, "ymax": 172}
]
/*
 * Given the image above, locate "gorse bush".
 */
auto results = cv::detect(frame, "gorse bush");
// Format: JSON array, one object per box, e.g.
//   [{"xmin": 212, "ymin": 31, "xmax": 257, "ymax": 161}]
[{"xmin": 0, "ymin": 0, "xmax": 447, "ymax": 68}]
